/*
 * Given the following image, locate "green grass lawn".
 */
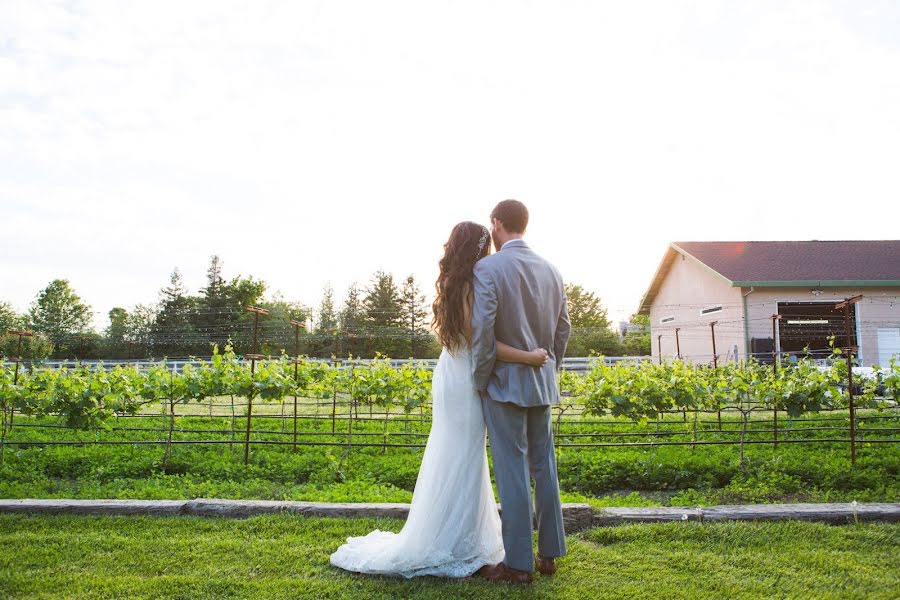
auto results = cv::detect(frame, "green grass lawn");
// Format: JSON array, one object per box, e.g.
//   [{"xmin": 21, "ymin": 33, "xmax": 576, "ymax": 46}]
[{"xmin": 1, "ymin": 514, "xmax": 897, "ymax": 599}]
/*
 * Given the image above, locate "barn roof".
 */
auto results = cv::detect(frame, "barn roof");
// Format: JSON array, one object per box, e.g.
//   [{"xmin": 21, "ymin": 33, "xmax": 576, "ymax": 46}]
[{"xmin": 638, "ymin": 240, "xmax": 900, "ymax": 314}]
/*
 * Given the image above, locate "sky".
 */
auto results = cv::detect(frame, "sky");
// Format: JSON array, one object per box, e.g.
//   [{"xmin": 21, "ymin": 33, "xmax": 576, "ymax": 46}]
[{"xmin": 2, "ymin": 0, "xmax": 899, "ymax": 330}]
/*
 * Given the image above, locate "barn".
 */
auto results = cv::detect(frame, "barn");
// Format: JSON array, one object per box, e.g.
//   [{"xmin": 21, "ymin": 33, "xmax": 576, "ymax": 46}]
[{"xmin": 637, "ymin": 241, "xmax": 900, "ymax": 367}]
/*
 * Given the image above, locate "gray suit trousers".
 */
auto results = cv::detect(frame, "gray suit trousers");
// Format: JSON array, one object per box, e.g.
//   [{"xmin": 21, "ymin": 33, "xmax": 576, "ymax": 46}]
[{"xmin": 482, "ymin": 398, "xmax": 567, "ymax": 572}]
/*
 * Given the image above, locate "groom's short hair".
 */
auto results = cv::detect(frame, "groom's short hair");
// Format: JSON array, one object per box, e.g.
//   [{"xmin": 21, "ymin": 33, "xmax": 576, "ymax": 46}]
[{"xmin": 490, "ymin": 199, "xmax": 529, "ymax": 233}]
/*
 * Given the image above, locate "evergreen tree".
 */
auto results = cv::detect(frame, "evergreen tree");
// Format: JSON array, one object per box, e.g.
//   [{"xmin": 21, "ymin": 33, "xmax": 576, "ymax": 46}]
[
  {"xmin": 153, "ymin": 268, "xmax": 197, "ymax": 357},
  {"xmin": 339, "ymin": 283, "xmax": 364, "ymax": 332},
  {"xmin": 363, "ymin": 270, "xmax": 403, "ymax": 328},
  {"xmin": 202, "ymin": 255, "xmax": 226, "ymax": 304},
  {"xmin": 339, "ymin": 282, "xmax": 365, "ymax": 357},
  {"xmin": 400, "ymin": 275, "xmax": 430, "ymax": 357},
  {"xmin": 192, "ymin": 256, "xmax": 267, "ymax": 354},
  {"xmin": 317, "ymin": 283, "xmax": 338, "ymax": 332}
]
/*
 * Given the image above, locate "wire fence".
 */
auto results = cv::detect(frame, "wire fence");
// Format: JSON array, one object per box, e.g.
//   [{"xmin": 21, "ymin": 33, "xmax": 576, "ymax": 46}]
[{"xmin": 4, "ymin": 395, "xmax": 899, "ymax": 455}]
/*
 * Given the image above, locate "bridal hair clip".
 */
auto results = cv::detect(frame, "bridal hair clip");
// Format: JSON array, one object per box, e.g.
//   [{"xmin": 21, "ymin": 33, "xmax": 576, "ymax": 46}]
[{"xmin": 476, "ymin": 227, "xmax": 490, "ymax": 257}]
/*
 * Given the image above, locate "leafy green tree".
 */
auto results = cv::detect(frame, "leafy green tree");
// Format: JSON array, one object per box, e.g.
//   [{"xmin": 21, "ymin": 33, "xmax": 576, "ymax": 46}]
[
  {"xmin": 126, "ymin": 304, "xmax": 156, "ymax": 359},
  {"xmin": 0, "ymin": 302, "xmax": 23, "ymax": 334},
  {"xmin": 565, "ymin": 284, "xmax": 611, "ymax": 328},
  {"xmin": 0, "ymin": 302, "xmax": 42, "ymax": 361},
  {"xmin": 259, "ymin": 295, "xmax": 311, "ymax": 356},
  {"xmin": 27, "ymin": 279, "xmax": 93, "ymax": 357},
  {"xmin": 104, "ymin": 307, "xmax": 130, "ymax": 358},
  {"xmin": 622, "ymin": 314, "xmax": 651, "ymax": 356},
  {"xmin": 563, "ymin": 284, "xmax": 619, "ymax": 357},
  {"xmin": 0, "ymin": 331, "xmax": 52, "ymax": 361},
  {"xmin": 566, "ymin": 329, "xmax": 623, "ymax": 357}
]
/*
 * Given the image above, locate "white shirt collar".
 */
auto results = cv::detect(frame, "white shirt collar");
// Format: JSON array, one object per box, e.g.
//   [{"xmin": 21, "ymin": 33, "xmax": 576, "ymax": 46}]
[{"xmin": 501, "ymin": 238, "xmax": 524, "ymax": 250}]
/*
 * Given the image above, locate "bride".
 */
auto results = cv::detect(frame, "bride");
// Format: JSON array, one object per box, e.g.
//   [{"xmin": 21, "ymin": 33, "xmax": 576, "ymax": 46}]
[{"xmin": 329, "ymin": 221, "xmax": 549, "ymax": 578}]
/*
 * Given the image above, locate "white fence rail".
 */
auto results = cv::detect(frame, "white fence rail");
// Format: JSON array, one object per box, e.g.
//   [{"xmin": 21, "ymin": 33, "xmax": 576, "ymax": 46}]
[{"xmin": 2, "ymin": 356, "xmax": 650, "ymax": 374}]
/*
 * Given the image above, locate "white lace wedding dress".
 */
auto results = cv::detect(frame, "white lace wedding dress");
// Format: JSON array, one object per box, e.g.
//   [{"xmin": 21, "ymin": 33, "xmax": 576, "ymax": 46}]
[{"xmin": 329, "ymin": 344, "xmax": 505, "ymax": 578}]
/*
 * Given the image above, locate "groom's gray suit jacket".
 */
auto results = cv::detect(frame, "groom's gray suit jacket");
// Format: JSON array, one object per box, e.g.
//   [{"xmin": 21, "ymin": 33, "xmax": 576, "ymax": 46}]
[{"xmin": 471, "ymin": 239, "xmax": 570, "ymax": 403}]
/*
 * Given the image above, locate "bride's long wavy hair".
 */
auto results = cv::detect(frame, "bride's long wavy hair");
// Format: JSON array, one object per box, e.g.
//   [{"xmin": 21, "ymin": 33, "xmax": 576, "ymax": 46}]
[{"xmin": 432, "ymin": 221, "xmax": 492, "ymax": 352}]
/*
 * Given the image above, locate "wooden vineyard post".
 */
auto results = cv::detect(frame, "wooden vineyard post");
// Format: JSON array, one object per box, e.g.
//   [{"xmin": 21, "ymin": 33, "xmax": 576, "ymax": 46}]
[
  {"xmin": 771, "ymin": 314, "xmax": 782, "ymax": 449},
  {"xmin": 710, "ymin": 321, "xmax": 722, "ymax": 429},
  {"xmin": 331, "ymin": 358, "xmax": 340, "ymax": 434},
  {"xmin": 657, "ymin": 335, "xmax": 663, "ymax": 365},
  {"xmin": 7, "ymin": 330, "xmax": 32, "ymax": 432},
  {"xmin": 290, "ymin": 319, "xmax": 305, "ymax": 453},
  {"xmin": 835, "ymin": 296, "xmax": 863, "ymax": 467},
  {"xmin": 244, "ymin": 306, "xmax": 269, "ymax": 466}
]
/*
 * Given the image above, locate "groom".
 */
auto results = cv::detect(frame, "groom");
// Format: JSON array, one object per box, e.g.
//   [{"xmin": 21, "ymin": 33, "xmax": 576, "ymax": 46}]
[{"xmin": 471, "ymin": 199, "xmax": 571, "ymax": 584}]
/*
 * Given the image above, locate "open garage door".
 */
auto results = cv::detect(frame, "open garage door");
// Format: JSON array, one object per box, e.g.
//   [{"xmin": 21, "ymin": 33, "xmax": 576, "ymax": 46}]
[{"xmin": 777, "ymin": 302, "xmax": 857, "ymax": 359}]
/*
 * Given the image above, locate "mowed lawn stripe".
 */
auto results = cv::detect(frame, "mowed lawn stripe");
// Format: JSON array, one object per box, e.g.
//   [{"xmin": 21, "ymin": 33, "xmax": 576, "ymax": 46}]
[{"xmin": 1, "ymin": 515, "xmax": 898, "ymax": 599}]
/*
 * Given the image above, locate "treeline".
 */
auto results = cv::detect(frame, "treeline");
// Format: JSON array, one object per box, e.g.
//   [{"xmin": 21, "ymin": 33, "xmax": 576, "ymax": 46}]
[{"xmin": 1, "ymin": 256, "xmax": 649, "ymax": 361}]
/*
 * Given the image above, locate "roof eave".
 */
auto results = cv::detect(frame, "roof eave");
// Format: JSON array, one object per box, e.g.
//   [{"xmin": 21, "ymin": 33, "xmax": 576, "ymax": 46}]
[
  {"xmin": 729, "ymin": 280, "xmax": 900, "ymax": 288},
  {"xmin": 638, "ymin": 243, "xmax": 736, "ymax": 315}
]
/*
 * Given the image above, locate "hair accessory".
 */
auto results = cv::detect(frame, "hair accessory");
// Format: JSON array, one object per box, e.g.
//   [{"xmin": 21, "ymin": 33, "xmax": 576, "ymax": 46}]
[{"xmin": 476, "ymin": 227, "xmax": 490, "ymax": 257}]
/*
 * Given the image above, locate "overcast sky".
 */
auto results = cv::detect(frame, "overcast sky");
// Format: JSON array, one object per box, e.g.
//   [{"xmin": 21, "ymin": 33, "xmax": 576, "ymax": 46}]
[{"xmin": 2, "ymin": 0, "xmax": 899, "ymax": 329}]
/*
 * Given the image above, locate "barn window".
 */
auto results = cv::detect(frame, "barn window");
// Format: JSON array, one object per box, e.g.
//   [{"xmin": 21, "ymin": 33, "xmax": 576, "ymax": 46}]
[
  {"xmin": 660, "ymin": 315, "xmax": 675, "ymax": 324},
  {"xmin": 701, "ymin": 305, "xmax": 723, "ymax": 316}
]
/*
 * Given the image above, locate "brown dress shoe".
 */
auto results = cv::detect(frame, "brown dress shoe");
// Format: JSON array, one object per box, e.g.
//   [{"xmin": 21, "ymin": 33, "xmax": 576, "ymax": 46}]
[
  {"xmin": 482, "ymin": 563, "xmax": 533, "ymax": 584},
  {"xmin": 475, "ymin": 564, "xmax": 498, "ymax": 578},
  {"xmin": 536, "ymin": 556, "xmax": 557, "ymax": 576}
]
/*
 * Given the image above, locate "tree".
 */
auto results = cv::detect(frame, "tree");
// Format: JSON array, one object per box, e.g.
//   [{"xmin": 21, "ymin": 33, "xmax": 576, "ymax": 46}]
[
  {"xmin": 317, "ymin": 283, "xmax": 338, "ymax": 332},
  {"xmin": 202, "ymin": 255, "xmax": 226, "ymax": 304},
  {"xmin": 0, "ymin": 332, "xmax": 52, "ymax": 362},
  {"xmin": 340, "ymin": 283, "xmax": 364, "ymax": 332},
  {"xmin": 339, "ymin": 282, "xmax": 365, "ymax": 357},
  {"xmin": 363, "ymin": 270, "xmax": 403, "ymax": 328},
  {"xmin": 0, "ymin": 302, "xmax": 23, "ymax": 334},
  {"xmin": 563, "ymin": 283, "xmax": 620, "ymax": 357},
  {"xmin": 622, "ymin": 314, "xmax": 651, "ymax": 356},
  {"xmin": 362, "ymin": 270, "xmax": 405, "ymax": 357},
  {"xmin": 400, "ymin": 275, "xmax": 431, "ymax": 357},
  {"xmin": 0, "ymin": 302, "xmax": 34, "ymax": 360},
  {"xmin": 259, "ymin": 294, "xmax": 311, "ymax": 356},
  {"xmin": 127, "ymin": 304, "xmax": 156, "ymax": 358},
  {"xmin": 28, "ymin": 279, "xmax": 92, "ymax": 356},
  {"xmin": 104, "ymin": 307, "xmax": 130, "ymax": 358},
  {"xmin": 564, "ymin": 284, "xmax": 611, "ymax": 328},
  {"xmin": 153, "ymin": 268, "xmax": 197, "ymax": 358}
]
